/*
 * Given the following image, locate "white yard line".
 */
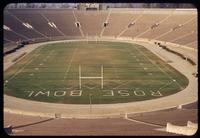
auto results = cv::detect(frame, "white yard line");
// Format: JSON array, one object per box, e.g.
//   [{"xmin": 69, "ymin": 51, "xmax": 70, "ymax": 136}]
[
  {"xmin": 6, "ymin": 46, "xmax": 45, "ymax": 80},
  {"xmin": 110, "ymin": 61, "xmax": 120, "ymax": 80},
  {"xmin": 28, "ymin": 50, "xmax": 55, "ymax": 91},
  {"xmin": 63, "ymin": 48, "xmax": 77, "ymax": 80},
  {"xmin": 133, "ymin": 46, "xmax": 183, "ymax": 89},
  {"xmin": 6, "ymin": 56, "xmax": 35, "ymax": 82}
]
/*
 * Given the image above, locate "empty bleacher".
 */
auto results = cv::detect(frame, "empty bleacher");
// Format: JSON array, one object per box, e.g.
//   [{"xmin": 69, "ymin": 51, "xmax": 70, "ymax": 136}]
[
  {"xmin": 41, "ymin": 10, "xmax": 81, "ymax": 37},
  {"xmin": 122, "ymin": 11, "xmax": 169, "ymax": 38},
  {"xmin": 102, "ymin": 11, "xmax": 136, "ymax": 37},
  {"xmin": 3, "ymin": 9, "xmax": 197, "ymax": 51},
  {"xmin": 75, "ymin": 10, "xmax": 108, "ymax": 37},
  {"xmin": 4, "ymin": 10, "xmax": 45, "ymax": 38}
]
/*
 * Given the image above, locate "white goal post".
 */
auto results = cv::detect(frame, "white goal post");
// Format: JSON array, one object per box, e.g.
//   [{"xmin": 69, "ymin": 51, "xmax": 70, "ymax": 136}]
[{"xmin": 79, "ymin": 65, "xmax": 104, "ymax": 89}]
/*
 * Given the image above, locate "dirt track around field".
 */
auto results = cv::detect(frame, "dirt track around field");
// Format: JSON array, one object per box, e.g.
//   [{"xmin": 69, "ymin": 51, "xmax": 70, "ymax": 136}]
[{"xmin": 4, "ymin": 39, "xmax": 198, "ymax": 118}]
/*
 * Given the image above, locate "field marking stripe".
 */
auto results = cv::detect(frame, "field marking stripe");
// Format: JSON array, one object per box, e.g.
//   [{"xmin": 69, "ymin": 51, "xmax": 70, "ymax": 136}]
[
  {"xmin": 111, "ymin": 63, "xmax": 121, "ymax": 80},
  {"xmin": 133, "ymin": 46, "xmax": 183, "ymax": 89},
  {"xmin": 126, "ymin": 48, "xmax": 150, "ymax": 71},
  {"xmin": 157, "ymin": 81, "xmax": 173, "ymax": 91},
  {"xmin": 6, "ymin": 46, "xmax": 44, "ymax": 83},
  {"xmin": 7, "ymin": 56, "xmax": 35, "ymax": 81},
  {"xmin": 113, "ymin": 80, "xmax": 131, "ymax": 89},
  {"xmin": 29, "ymin": 49, "xmax": 56, "ymax": 91},
  {"xmin": 6, "ymin": 46, "xmax": 44, "ymax": 82},
  {"xmin": 63, "ymin": 48, "xmax": 77, "ymax": 79},
  {"xmin": 81, "ymin": 77, "xmax": 102, "ymax": 79}
]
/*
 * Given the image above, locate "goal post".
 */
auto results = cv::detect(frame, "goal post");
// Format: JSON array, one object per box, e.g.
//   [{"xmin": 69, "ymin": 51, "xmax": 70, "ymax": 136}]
[{"xmin": 79, "ymin": 65, "xmax": 104, "ymax": 89}]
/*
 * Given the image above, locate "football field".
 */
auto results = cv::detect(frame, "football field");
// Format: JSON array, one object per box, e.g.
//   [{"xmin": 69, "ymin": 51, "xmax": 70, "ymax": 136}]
[{"xmin": 4, "ymin": 41, "xmax": 189, "ymax": 104}]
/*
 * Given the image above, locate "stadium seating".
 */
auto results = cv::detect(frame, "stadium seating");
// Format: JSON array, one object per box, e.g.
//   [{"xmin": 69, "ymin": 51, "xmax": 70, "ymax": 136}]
[
  {"xmin": 3, "ymin": 9, "xmax": 197, "ymax": 50},
  {"xmin": 3, "ymin": 8, "xmax": 197, "ymax": 136},
  {"xmin": 74, "ymin": 10, "xmax": 108, "ymax": 36}
]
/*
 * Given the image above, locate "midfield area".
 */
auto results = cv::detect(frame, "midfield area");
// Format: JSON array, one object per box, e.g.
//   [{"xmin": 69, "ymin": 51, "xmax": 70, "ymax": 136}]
[{"xmin": 4, "ymin": 41, "xmax": 188, "ymax": 104}]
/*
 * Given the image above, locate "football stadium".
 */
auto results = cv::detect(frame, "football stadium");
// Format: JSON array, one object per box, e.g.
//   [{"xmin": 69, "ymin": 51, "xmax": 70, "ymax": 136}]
[{"xmin": 3, "ymin": 3, "xmax": 198, "ymax": 136}]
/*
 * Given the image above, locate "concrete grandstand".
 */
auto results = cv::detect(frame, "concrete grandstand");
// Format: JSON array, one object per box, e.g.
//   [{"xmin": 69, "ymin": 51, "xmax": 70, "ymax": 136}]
[{"xmin": 3, "ymin": 6, "xmax": 198, "ymax": 136}]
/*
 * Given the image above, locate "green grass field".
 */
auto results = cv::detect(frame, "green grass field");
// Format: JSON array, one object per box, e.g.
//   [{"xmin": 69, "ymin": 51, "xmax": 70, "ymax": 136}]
[{"xmin": 4, "ymin": 41, "xmax": 189, "ymax": 104}]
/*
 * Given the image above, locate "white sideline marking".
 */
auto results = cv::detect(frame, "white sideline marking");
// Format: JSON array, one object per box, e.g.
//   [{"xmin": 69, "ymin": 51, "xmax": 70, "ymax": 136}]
[
  {"xmin": 133, "ymin": 46, "xmax": 183, "ymax": 89},
  {"xmin": 63, "ymin": 48, "xmax": 77, "ymax": 79},
  {"xmin": 35, "ymin": 68, "xmax": 39, "ymax": 70}
]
